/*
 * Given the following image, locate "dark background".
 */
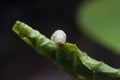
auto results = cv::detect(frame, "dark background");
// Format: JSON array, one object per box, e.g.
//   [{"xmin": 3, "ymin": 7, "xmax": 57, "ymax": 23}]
[{"xmin": 0, "ymin": 0, "xmax": 120, "ymax": 80}]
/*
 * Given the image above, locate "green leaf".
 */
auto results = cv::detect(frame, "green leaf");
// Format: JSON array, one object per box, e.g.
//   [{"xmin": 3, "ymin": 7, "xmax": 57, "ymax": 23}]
[
  {"xmin": 12, "ymin": 21, "xmax": 120, "ymax": 80},
  {"xmin": 76, "ymin": 0, "xmax": 120, "ymax": 54}
]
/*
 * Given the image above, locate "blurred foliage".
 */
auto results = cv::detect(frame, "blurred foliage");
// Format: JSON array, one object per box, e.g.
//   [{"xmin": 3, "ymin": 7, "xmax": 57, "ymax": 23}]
[{"xmin": 76, "ymin": 0, "xmax": 120, "ymax": 55}]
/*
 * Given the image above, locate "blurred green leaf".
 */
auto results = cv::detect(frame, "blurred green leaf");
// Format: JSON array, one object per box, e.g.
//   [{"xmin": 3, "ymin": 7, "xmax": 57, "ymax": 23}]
[
  {"xmin": 12, "ymin": 21, "xmax": 120, "ymax": 80},
  {"xmin": 76, "ymin": 0, "xmax": 120, "ymax": 54}
]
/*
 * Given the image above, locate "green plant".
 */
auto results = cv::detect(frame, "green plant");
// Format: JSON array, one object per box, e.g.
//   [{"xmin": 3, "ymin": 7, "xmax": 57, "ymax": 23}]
[
  {"xmin": 76, "ymin": 0, "xmax": 120, "ymax": 54},
  {"xmin": 12, "ymin": 21, "xmax": 120, "ymax": 80}
]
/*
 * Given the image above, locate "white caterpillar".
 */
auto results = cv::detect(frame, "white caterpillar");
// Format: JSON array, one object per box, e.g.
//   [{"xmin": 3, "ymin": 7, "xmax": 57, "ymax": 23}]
[{"xmin": 51, "ymin": 30, "xmax": 66, "ymax": 44}]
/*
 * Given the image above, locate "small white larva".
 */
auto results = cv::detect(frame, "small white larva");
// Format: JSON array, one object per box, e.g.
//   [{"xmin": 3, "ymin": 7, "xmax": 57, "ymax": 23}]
[{"xmin": 51, "ymin": 30, "xmax": 66, "ymax": 44}]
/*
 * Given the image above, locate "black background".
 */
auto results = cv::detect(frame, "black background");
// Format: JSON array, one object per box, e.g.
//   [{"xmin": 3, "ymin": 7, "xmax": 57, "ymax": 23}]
[{"xmin": 0, "ymin": 0, "xmax": 120, "ymax": 80}]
